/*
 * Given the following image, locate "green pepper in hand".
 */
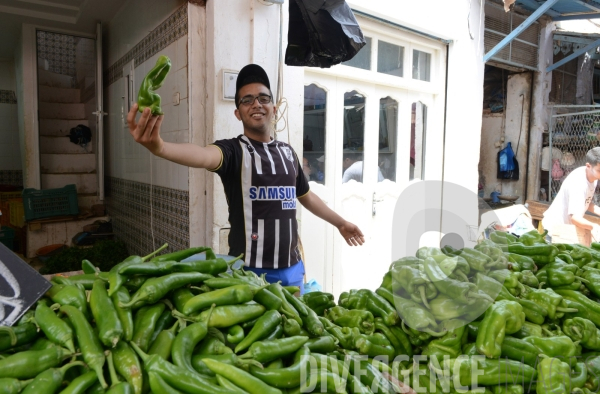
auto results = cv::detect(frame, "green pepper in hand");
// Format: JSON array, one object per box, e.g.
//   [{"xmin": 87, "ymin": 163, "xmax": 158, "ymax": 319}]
[{"xmin": 138, "ymin": 55, "xmax": 171, "ymax": 115}]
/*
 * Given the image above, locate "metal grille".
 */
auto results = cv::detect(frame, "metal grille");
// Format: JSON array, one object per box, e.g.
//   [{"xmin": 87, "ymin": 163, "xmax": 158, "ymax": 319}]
[
  {"xmin": 548, "ymin": 106, "xmax": 600, "ymax": 203},
  {"xmin": 549, "ymin": 51, "xmax": 578, "ymax": 104},
  {"xmin": 484, "ymin": 1, "xmax": 540, "ymax": 70}
]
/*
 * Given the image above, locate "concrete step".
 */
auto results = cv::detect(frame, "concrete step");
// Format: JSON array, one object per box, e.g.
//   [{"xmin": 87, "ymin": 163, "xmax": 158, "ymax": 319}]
[
  {"xmin": 38, "ymin": 85, "xmax": 80, "ymax": 104},
  {"xmin": 38, "ymin": 69, "xmax": 73, "ymax": 89},
  {"xmin": 39, "ymin": 102, "xmax": 86, "ymax": 120},
  {"xmin": 38, "ymin": 69, "xmax": 73, "ymax": 88},
  {"xmin": 41, "ymin": 174, "xmax": 98, "ymax": 194},
  {"xmin": 40, "ymin": 136, "xmax": 94, "ymax": 154},
  {"xmin": 39, "ymin": 119, "xmax": 90, "ymax": 137},
  {"xmin": 41, "ymin": 154, "xmax": 96, "ymax": 174}
]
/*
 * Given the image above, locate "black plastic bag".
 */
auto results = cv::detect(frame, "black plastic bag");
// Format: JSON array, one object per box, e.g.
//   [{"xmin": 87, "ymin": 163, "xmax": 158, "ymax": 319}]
[
  {"xmin": 286, "ymin": 0, "xmax": 366, "ymax": 68},
  {"xmin": 67, "ymin": 124, "xmax": 92, "ymax": 148}
]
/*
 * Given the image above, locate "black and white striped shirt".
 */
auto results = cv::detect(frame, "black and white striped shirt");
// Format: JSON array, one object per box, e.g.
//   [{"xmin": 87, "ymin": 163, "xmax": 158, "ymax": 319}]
[{"xmin": 210, "ymin": 135, "xmax": 310, "ymax": 269}]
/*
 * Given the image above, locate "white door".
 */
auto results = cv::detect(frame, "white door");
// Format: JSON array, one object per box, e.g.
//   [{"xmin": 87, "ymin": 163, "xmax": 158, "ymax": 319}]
[{"xmin": 300, "ymin": 73, "xmax": 437, "ymax": 298}]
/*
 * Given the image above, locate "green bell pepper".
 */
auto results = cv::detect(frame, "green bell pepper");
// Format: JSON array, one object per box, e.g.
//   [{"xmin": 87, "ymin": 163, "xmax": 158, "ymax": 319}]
[
  {"xmin": 476, "ymin": 300, "xmax": 525, "ymax": 358},
  {"xmin": 563, "ymin": 317, "xmax": 600, "ymax": 350},
  {"xmin": 137, "ymin": 55, "xmax": 171, "ymax": 115}
]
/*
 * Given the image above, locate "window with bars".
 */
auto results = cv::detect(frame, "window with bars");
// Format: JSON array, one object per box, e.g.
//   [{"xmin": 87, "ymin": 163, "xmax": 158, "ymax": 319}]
[{"xmin": 549, "ymin": 51, "xmax": 578, "ymax": 104}]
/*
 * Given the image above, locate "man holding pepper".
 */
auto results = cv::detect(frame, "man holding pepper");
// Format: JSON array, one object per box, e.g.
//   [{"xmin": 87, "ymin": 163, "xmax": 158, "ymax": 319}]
[
  {"xmin": 542, "ymin": 147, "xmax": 600, "ymax": 246},
  {"xmin": 127, "ymin": 64, "xmax": 364, "ymax": 293}
]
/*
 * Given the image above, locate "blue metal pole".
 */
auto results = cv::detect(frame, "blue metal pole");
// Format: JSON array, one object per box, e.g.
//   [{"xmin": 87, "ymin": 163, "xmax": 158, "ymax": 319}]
[{"xmin": 483, "ymin": 0, "xmax": 561, "ymax": 63}]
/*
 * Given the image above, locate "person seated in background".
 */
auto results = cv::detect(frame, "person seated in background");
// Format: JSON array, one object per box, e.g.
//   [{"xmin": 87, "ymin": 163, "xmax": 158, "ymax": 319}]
[
  {"xmin": 542, "ymin": 147, "xmax": 600, "ymax": 246},
  {"xmin": 342, "ymin": 151, "xmax": 384, "ymax": 183}
]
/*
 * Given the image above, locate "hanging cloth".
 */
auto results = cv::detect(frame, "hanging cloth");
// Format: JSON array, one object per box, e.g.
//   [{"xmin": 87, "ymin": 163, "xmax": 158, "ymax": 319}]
[{"xmin": 285, "ymin": 0, "xmax": 367, "ymax": 68}]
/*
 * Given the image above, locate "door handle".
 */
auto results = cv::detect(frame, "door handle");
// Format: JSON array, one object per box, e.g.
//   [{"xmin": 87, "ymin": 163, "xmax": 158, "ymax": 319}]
[{"xmin": 93, "ymin": 110, "xmax": 108, "ymax": 116}]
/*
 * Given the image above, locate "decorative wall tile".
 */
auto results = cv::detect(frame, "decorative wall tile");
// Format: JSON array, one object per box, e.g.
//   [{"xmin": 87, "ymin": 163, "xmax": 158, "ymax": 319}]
[
  {"xmin": 0, "ymin": 91, "xmax": 16, "ymax": 105},
  {"xmin": 105, "ymin": 4, "xmax": 188, "ymax": 87},
  {"xmin": 0, "ymin": 171, "xmax": 23, "ymax": 186},
  {"xmin": 37, "ymin": 31, "xmax": 76, "ymax": 78},
  {"xmin": 105, "ymin": 176, "xmax": 189, "ymax": 256}
]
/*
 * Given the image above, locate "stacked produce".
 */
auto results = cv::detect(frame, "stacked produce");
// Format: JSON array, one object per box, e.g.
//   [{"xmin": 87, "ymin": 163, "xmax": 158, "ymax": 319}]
[{"xmin": 4, "ymin": 230, "xmax": 600, "ymax": 393}]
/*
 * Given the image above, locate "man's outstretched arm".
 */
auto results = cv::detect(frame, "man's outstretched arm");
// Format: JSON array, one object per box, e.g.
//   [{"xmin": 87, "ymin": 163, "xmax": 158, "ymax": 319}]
[{"xmin": 128, "ymin": 103, "xmax": 221, "ymax": 169}]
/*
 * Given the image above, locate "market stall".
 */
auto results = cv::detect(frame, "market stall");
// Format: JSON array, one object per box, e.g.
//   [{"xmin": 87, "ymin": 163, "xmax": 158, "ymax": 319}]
[{"xmin": 2, "ymin": 228, "xmax": 600, "ymax": 393}]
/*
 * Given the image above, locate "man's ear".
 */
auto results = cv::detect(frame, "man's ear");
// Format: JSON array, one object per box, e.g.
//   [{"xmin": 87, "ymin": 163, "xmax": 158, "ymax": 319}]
[{"xmin": 234, "ymin": 108, "xmax": 241, "ymax": 121}]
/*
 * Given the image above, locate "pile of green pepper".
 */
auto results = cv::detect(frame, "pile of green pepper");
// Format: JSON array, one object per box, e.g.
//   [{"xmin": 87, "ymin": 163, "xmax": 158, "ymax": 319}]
[{"xmin": 6, "ymin": 228, "xmax": 600, "ymax": 393}]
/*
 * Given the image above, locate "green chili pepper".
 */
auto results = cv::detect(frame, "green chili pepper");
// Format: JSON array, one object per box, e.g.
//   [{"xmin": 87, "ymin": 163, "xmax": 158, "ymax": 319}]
[
  {"xmin": 0, "ymin": 322, "xmax": 37, "ymax": 352},
  {"xmin": 325, "ymin": 306, "xmax": 374, "ymax": 335},
  {"xmin": 21, "ymin": 361, "xmax": 85, "ymax": 394},
  {"xmin": 107, "ymin": 244, "xmax": 168, "ymax": 297},
  {"xmin": 132, "ymin": 302, "xmax": 165, "ymax": 353},
  {"xmin": 513, "ymin": 321, "xmax": 544, "ymax": 339},
  {"xmin": 520, "ymin": 270, "xmax": 540, "ymax": 288},
  {"xmin": 304, "ymin": 336, "xmax": 338, "ymax": 354},
  {"xmin": 428, "ymin": 294, "xmax": 488, "ymax": 322},
  {"xmin": 300, "ymin": 305, "xmax": 325, "ymax": 337},
  {"xmin": 130, "ymin": 341, "xmax": 230, "ymax": 394},
  {"xmin": 519, "ymin": 229, "xmax": 547, "ymax": 246},
  {"xmin": 506, "ymin": 253, "xmax": 537, "ymax": 272},
  {"xmin": 494, "ymin": 285, "xmax": 547, "ymax": 325},
  {"xmin": 375, "ymin": 287, "xmax": 437, "ymax": 331},
  {"xmin": 423, "ymin": 256, "xmax": 493, "ymax": 304},
  {"xmin": 239, "ymin": 336, "xmax": 309, "ymax": 364},
  {"xmin": 102, "ymin": 351, "xmax": 132, "ymax": 394},
  {"xmin": 267, "ymin": 283, "xmax": 302, "ymax": 325},
  {"xmin": 148, "ymin": 319, "xmax": 180, "ymax": 361},
  {"xmin": 581, "ymin": 268, "xmax": 600, "ymax": 298},
  {"xmin": 57, "ymin": 370, "xmax": 97, "ymax": 394},
  {"xmin": 33, "ymin": 301, "xmax": 75, "ymax": 353},
  {"xmin": 122, "ymin": 272, "xmax": 214, "ymax": 309},
  {"xmin": 137, "ymin": 55, "xmax": 171, "ymax": 115},
  {"xmin": 227, "ymin": 325, "xmax": 245, "ymax": 345},
  {"xmin": 195, "ymin": 336, "xmax": 233, "ymax": 356},
  {"xmin": 0, "ymin": 345, "xmax": 72, "ymax": 380},
  {"xmin": 171, "ymin": 287, "xmax": 195, "ymax": 313},
  {"xmin": 46, "ymin": 283, "xmax": 90, "ymax": 320},
  {"xmin": 439, "ymin": 356, "xmax": 537, "ymax": 387},
  {"xmin": 563, "ymin": 317, "xmax": 600, "ymax": 350},
  {"xmin": 524, "ymin": 287, "xmax": 576, "ymax": 320},
  {"xmin": 522, "ymin": 335, "xmax": 578, "ymax": 358},
  {"xmin": 446, "ymin": 246, "xmax": 492, "ymax": 272},
  {"xmin": 282, "ymin": 287, "xmax": 308, "ymax": 316},
  {"xmin": 476, "ymin": 300, "xmax": 525, "ymax": 358},
  {"xmin": 150, "ymin": 307, "xmax": 176, "ymax": 346},
  {"xmin": 282, "ymin": 315, "xmax": 301, "ymax": 337},
  {"xmin": 151, "ymin": 246, "xmax": 215, "ymax": 263},
  {"xmin": 555, "ymin": 289, "xmax": 600, "ymax": 327},
  {"xmin": 0, "ymin": 378, "xmax": 33, "ymax": 394},
  {"xmin": 60, "ymin": 304, "xmax": 108, "ymax": 388},
  {"xmin": 171, "ymin": 305, "xmax": 215, "ymax": 373},
  {"xmin": 508, "ymin": 243, "xmax": 558, "ymax": 257},
  {"xmin": 536, "ymin": 356, "xmax": 572, "ymax": 394},
  {"xmin": 148, "ymin": 372, "xmax": 181, "ymax": 394},
  {"xmin": 392, "ymin": 265, "xmax": 438, "ymax": 308},
  {"xmin": 109, "ymin": 287, "xmax": 134, "ymax": 342},
  {"xmin": 182, "ymin": 284, "xmax": 264, "ymax": 315},
  {"xmin": 234, "ymin": 310, "xmax": 281, "ymax": 353},
  {"xmin": 500, "ymin": 336, "xmax": 540, "ymax": 366},
  {"xmin": 202, "ymin": 358, "xmax": 282, "ymax": 394},
  {"xmin": 175, "ymin": 303, "xmax": 266, "ymax": 328},
  {"xmin": 111, "ymin": 341, "xmax": 143, "ymax": 394},
  {"xmin": 253, "ymin": 288, "xmax": 283, "ymax": 311},
  {"xmin": 90, "ymin": 279, "xmax": 123, "ymax": 348},
  {"xmin": 248, "ymin": 346, "xmax": 310, "ymax": 389}
]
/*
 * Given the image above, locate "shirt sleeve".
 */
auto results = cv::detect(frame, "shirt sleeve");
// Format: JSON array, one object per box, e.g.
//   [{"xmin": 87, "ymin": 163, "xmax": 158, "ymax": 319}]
[
  {"xmin": 208, "ymin": 138, "xmax": 236, "ymax": 176},
  {"xmin": 295, "ymin": 151, "xmax": 310, "ymax": 198}
]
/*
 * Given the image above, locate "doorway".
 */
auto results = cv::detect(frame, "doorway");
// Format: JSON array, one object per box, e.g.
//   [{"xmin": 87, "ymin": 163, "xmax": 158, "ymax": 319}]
[{"xmin": 35, "ymin": 30, "xmax": 101, "ymax": 209}]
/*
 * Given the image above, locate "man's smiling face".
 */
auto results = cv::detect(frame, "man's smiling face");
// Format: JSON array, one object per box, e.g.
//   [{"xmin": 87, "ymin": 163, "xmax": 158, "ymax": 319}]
[{"xmin": 234, "ymin": 82, "xmax": 276, "ymax": 137}]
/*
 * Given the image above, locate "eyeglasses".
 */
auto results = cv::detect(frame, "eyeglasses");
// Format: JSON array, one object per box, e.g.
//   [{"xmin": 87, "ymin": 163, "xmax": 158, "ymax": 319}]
[{"xmin": 239, "ymin": 94, "xmax": 272, "ymax": 106}]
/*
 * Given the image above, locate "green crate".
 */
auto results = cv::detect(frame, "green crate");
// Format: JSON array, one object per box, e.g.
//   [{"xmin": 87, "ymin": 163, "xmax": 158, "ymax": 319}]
[
  {"xmin": 23, "ymin": 184, "xmax": 79, "ymax": 221},
  {"xmin": 0, "ymin": 226, "xmax": 15, "ymax": 250}
]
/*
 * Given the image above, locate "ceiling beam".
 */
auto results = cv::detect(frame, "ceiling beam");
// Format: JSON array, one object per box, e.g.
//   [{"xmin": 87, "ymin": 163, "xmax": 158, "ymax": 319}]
[
  {"xmin": 571, "ymin": 0, "xmax": 600, "ymax": 12},
  {"xmin": 517, "ymin": 0, "xmax": 561, "ymax": 18},
  {"xmin": 554, "ymin": 34, "xmax": 598, "ymax": 44},
  {"xmin": 0, "ymin": 4, "xmax": 76, "ymax": 23},
  {"xmin": 547, "ymin": 37, "xmax": 600, "ymax": 72},
  {"xmin": 17, "ymin": 0, "xmax": 79, "ymax": 12},
  {"xmin": 553, "ymin": 12, "xmax": 600, "ymax": 20},
  {"xmin": 484, "ymin": 0, "xmax": 561, "ymax": 62}
]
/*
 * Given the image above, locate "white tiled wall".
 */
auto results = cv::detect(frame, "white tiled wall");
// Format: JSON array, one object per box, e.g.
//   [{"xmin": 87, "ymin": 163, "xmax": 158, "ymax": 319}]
[
  {"xmin": 105, "ymin": 0, "xmax": 189, "ymax": 191},
  {"xmin": 0, "ymin": 59, "xmax": 20, "ymax": 170}
]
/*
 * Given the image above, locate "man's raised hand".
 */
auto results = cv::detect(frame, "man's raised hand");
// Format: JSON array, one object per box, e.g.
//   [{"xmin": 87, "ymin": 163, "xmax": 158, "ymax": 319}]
[{"xmin": 127, "ymin": 103, "xmax": 165, "ymax": 156}]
